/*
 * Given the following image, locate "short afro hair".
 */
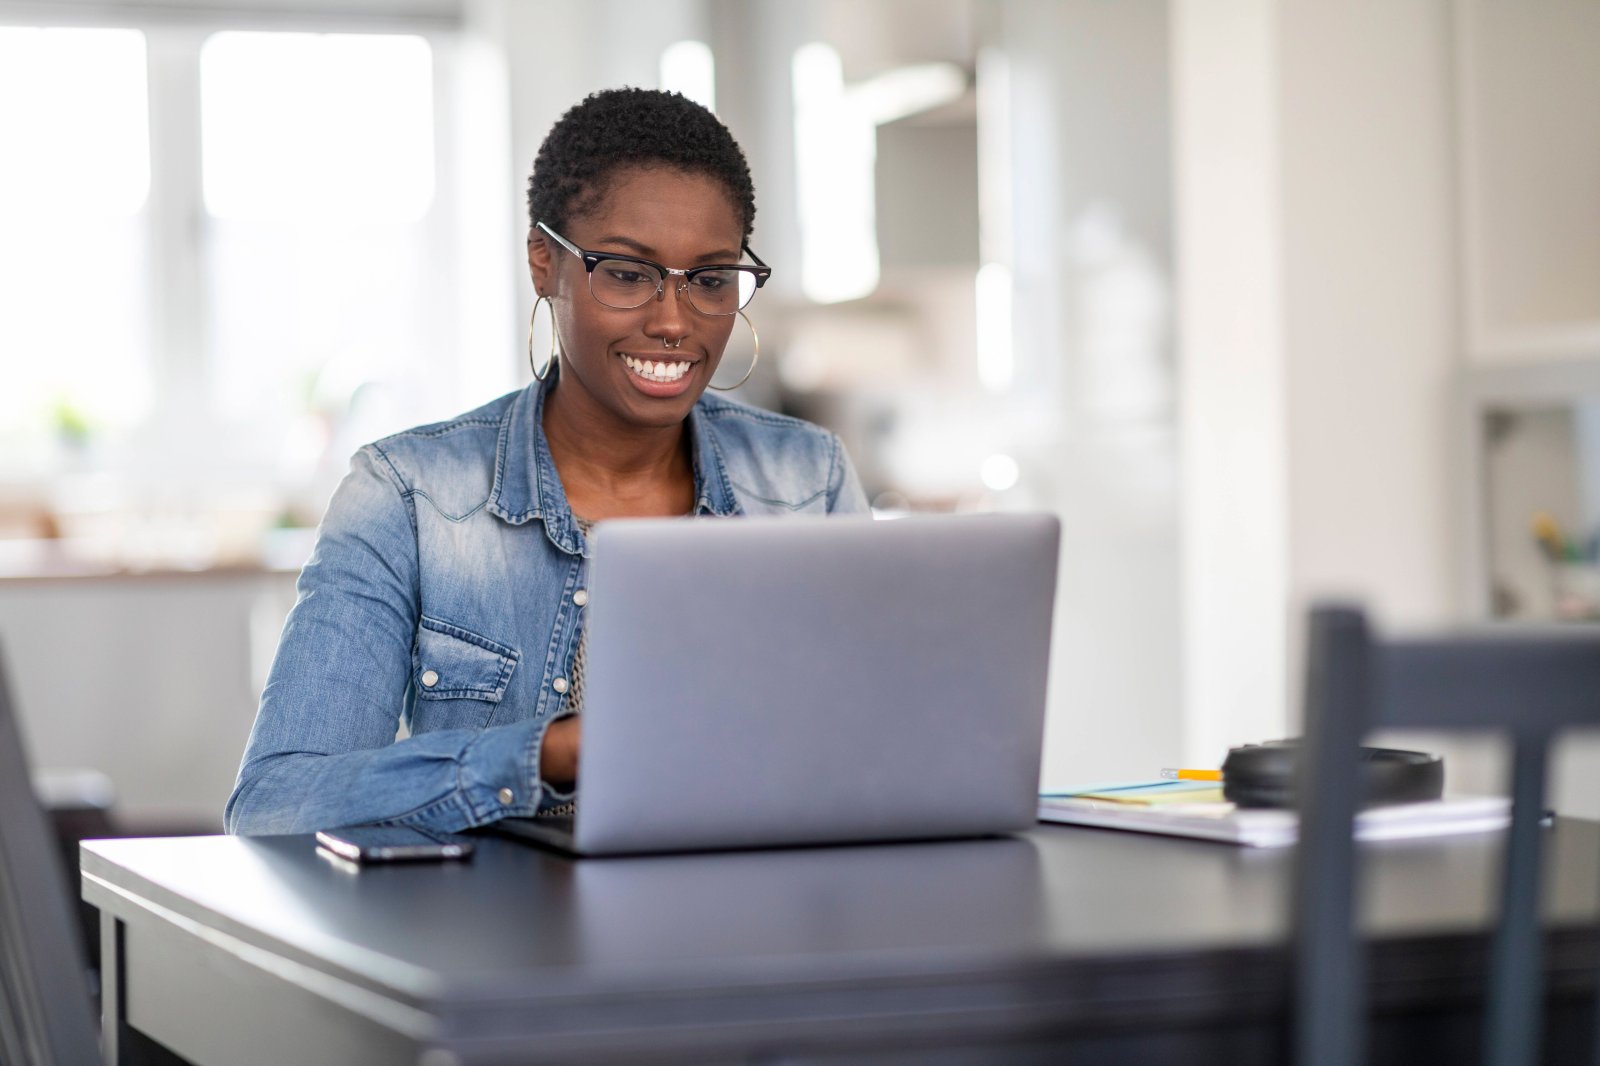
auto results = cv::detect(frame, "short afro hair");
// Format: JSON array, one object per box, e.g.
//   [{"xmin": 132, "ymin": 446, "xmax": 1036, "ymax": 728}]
[{"xmin": 527, "ymin": 88, "xmax": 756, "ymax": 240}]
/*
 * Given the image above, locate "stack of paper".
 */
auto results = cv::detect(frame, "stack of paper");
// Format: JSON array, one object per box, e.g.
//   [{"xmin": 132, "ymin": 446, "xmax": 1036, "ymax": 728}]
[{"xmin": 1037, "ymin": 780, "xmax": 1512, "ymax": 848}]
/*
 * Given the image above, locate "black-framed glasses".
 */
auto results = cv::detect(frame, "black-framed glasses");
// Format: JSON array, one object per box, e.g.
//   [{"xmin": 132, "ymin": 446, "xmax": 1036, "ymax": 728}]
[{"xmin": 536, "ymin": 221, "xmax": 771, "ymax": 316}]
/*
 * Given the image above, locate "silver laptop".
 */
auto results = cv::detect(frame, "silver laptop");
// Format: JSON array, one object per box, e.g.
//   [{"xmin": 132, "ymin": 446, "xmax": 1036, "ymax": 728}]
[{"xmin": 494, "ymin": 512, "xmax": 1059, "ymax": 856}]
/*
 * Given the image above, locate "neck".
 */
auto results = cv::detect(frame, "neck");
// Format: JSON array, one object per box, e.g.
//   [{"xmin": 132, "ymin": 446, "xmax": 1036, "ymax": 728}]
[{"xmin": 541, "ymin": 381, "xmax": 695, "ymax": 519}]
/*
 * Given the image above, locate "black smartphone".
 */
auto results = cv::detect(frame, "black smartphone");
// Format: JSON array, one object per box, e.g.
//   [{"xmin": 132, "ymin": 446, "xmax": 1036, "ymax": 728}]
[{"xmin": 314, "ymin": 826, "xmax": 474, "ymax": 863}]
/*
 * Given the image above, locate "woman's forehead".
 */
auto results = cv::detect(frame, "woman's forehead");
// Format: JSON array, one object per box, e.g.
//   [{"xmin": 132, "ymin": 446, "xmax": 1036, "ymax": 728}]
[{"xmin": 571, "ymin": 166, "xmax": 743, "ymax": 253}]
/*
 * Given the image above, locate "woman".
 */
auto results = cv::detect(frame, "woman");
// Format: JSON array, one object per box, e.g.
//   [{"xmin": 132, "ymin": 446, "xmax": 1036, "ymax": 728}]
[{"xmin": 225, "ymin": 89, "xmax": 869, "ymax": 835}]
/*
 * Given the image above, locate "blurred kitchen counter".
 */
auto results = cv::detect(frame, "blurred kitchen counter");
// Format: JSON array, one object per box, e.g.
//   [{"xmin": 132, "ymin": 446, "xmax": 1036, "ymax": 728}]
[
  {"xmin": 0, "ymin": 540, "xmax": 305, "ymax": 828},
  {"xmin": 0, "ymin": 528, "xmax": 314, "ymax": 582}
]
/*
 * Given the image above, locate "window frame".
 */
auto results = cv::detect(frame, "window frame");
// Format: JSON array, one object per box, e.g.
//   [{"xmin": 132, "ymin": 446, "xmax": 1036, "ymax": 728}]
[{"xmin": 0, "ymin": 2, "xmax": 508, "ymax": 488}]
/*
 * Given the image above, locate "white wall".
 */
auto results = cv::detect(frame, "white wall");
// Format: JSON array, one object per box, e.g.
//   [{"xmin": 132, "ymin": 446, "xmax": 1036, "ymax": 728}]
[
  {"xmin": 1278, "ymin": 0, "xmax": 1460, "ymax": 628},
  {"xmin": 1171, "ymin": 0, "xmax": 1289, "ymax": 766},
  {"xmin": 990, "ymin": 1, "xmax": 1183, "ymax": 787},
  {"xmin": 1457, "ymin": 0, "xmax": 1600, "ymax": 359},
  {"xmin": 1176, "ymin": 0, "xmax": 1460, "ymax": 761}
]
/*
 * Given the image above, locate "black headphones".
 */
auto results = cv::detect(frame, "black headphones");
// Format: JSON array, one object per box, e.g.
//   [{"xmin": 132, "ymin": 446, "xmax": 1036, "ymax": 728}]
[{"xmin": 1220, "ymin": 739, "xmax": 1444, "ymax": 809}]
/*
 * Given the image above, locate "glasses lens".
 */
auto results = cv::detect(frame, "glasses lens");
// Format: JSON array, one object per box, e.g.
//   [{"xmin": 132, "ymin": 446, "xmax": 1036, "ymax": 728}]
[
  {"xmin": 589, "ymin": 259, "xmax": 663, "ymax": 309},
  {"xmin": 686, "ymin": 268, "xmax": 759, "ymax": 316}
]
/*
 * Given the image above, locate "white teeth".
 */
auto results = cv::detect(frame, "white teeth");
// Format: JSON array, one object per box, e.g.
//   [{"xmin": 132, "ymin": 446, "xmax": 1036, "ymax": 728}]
[{"xmin": 622, "ymin": 354, "xmax": 690, "ymax": 383}]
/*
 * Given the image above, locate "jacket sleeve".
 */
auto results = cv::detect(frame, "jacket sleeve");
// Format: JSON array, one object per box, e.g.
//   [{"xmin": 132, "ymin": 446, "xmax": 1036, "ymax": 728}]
[
  {"xmin": 224, "ymin": 447, "xmax": 560, "ymax": 835},
  {"xmin": 826, "ymin": 433, "xmax": 872, "ymax": 515}
]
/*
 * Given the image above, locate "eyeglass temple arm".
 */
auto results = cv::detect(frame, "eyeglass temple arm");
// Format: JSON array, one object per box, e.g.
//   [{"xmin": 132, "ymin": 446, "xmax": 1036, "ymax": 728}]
[{"xmin": 535, "ymin": 221, "xmax": 582, "ymax": 259}]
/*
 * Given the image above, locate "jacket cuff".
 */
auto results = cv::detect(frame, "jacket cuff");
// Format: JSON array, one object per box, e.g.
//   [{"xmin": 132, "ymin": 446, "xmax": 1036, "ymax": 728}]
[{"xmin": 457, "ymin": 717, "xmax": 546, "ymax": 823}]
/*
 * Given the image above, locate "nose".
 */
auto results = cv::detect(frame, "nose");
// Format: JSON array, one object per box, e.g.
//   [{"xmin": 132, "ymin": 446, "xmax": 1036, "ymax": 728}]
[{"xmin": 646, "ymin": 276, "xmax": 691, "ymax": 348}]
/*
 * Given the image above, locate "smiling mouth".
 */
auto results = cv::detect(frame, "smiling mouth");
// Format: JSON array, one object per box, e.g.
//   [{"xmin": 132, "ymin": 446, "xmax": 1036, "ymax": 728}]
[{"xmin": 621, "ymin": 354, "xmax": 693, "ymax": 383}]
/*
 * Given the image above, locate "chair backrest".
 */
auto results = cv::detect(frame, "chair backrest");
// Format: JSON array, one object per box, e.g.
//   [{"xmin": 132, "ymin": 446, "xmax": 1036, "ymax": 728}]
[
  {"xmin": 1292, "ymin": 603, "xmax": 1600, "ymax": 1066},
  {"xmin": 0, "ymin": 641, "xmax": 102, "ymax": 1065}
]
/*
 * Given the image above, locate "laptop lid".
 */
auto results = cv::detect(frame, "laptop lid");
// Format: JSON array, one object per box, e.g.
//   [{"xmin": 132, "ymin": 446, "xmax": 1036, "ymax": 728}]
[{"xmin": 569, "ymin": 513, "xmax": 1059, "ymax": 855}]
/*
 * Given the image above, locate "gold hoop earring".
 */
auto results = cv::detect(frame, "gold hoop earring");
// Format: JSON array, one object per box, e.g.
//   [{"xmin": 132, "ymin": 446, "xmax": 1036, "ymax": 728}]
[
  {"xmin": 528, "ymin": 296, "xmax": 558, "ymax": 381},
  {"xmin": 708, "ymin": 310, "xmax": 760, "ymax": 392}
]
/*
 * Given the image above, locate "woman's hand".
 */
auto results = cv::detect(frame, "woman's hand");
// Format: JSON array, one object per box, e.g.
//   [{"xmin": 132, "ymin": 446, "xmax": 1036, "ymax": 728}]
[{"xmin": 540, "ymin": 716, "xmax": 581, "ymax": 789}]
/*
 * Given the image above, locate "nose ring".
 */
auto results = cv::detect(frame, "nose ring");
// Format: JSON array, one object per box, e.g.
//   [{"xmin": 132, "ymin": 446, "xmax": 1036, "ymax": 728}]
[{"xmin": 662, "ymin": 336, "xmax": 684, "ymax": 350}]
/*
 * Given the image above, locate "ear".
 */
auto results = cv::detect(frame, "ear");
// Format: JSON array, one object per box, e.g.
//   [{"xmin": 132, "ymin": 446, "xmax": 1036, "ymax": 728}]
[{"xmin": 527, "ymin": 229, "xmax": 556, "ymax": 296}]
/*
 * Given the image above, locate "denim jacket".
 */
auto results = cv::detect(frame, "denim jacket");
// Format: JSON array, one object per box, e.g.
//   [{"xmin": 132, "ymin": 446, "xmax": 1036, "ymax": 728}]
[{"xmin": 224, "ymin": 376, "xmax": 869, "ymax": 835}]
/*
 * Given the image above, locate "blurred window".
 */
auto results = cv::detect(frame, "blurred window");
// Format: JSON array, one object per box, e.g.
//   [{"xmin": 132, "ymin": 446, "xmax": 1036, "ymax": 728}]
[
  {"xmin": 201, "ymin": 32, "xmax": 433, "ymax": 223},
  {"xmin": 792, "ymin": 43, "xmax": 878, "ymax": 304},
  {"xmin": 660, "ymin": 40, "xmax": 715, "ymax": 113},
  {"xmin": 199, "ymin": 31, "xmax": 444, "ymax": 428},
  {"xmin": 0, "ymin": 27, "xmax": 151, "ymax": 466},
  {"xmin": 0, "ymin": 20, "xmax": 475, "ymax": 528}
]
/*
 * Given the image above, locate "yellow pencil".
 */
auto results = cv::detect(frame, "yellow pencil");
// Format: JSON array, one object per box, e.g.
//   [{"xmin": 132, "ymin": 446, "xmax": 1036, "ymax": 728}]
[{"xmin": 1159, "ymin": 768, "xmax": 1222, "ymax": 782}]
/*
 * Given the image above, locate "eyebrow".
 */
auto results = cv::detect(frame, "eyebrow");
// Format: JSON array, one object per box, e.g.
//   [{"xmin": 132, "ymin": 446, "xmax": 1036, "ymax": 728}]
[{"xmin": 594, "ymin": 234, "xmax": 743, "ymax": 265}]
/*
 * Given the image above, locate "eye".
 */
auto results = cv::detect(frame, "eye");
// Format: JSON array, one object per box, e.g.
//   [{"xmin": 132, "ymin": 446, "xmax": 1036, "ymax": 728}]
[
  {"xmin": 601, "ymin": 265, "xmax": 654, "ymax": 287},
  {"xmin": 691, "ymin": 270, "xmax": 735, "ymax": 291}
]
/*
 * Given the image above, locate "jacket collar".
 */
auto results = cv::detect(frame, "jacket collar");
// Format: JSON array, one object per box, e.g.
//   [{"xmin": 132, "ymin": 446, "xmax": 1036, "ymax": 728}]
[{"xmin": 486, "ymin": 371, "xmax": 742, "ymax": 556}]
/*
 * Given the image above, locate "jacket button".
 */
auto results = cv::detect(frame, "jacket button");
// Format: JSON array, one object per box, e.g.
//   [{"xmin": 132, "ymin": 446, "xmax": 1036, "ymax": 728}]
[
  {"xmin": 552, "ymin": 677, "xmax": 569, "ymax": 694},
  {"xmin": 572, "ymin": 589, "xmax": 589, "ymax": 607},
  {"xmin": 420, "ymin": 670, "xmax": 439, "ymax": 688},
  {"xmin": 497, "ymin": 787, "xmax": 514, "ymax": 806}
]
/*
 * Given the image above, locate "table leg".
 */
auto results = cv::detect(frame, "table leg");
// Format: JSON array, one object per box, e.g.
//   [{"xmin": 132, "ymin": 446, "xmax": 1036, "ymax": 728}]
[
  {"xmin": 100, "ymin": 910, "xmax": 122, "ymax": 1065},
  {"xmin": 100, "ymin": 913, "xmax": 191, "ymax": 1065}
]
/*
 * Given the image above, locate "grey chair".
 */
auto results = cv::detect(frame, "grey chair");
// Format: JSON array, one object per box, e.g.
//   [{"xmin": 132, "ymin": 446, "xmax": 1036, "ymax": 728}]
[
  {"xmin": 1292, "ymin": 603, "xmax": 1600, "ymax": 1066},
  {"xmin": 0, "ymin": 642, "xmax": 102, "ymax": 1065}
]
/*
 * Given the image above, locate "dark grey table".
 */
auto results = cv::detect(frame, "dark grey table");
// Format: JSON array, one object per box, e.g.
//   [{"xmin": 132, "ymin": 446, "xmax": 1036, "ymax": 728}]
[{"xmin": 81, "ymin": 821, "xmax": 1600, "ymax": 1065}]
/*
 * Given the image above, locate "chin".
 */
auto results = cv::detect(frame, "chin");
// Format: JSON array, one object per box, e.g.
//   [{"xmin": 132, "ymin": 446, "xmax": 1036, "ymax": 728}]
[{"xmin": 626, "ymin": 392, "xmax": 704, "ymax": 428}]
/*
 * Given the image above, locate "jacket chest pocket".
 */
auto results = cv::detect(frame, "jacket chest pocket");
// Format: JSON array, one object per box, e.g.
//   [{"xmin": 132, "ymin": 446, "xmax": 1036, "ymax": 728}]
[{"xmin": 412, "ymin": 617, "xmax": 520, "ymax": 725}]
